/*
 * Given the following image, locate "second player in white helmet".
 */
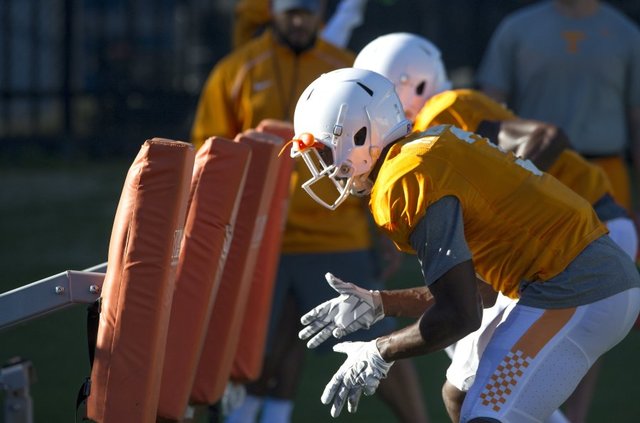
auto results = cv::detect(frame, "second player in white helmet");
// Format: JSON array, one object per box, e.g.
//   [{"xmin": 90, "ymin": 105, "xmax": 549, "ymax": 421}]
[{"xmin": 353, "ymin": 32, "xmax": 451, "ymax": 121}]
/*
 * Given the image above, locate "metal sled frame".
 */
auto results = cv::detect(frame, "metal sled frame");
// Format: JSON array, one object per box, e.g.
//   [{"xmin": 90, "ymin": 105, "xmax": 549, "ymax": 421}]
[{"xmin": 0, "ymin": 263, "xmax": 106, "ymax": 423}]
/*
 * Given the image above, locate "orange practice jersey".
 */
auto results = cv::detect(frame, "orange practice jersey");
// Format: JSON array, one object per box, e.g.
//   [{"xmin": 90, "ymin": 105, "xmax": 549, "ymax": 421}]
[
  {"xmin": 369, "ymin": 125, "xmax": 607, "ymax": 298},
  {"xmin": 413, "ymin": 89, "xmax": 613, "ymax": 205},
  {"xmin": 414, "ymin": 89, "xmax": 517, "ymax": 132}
]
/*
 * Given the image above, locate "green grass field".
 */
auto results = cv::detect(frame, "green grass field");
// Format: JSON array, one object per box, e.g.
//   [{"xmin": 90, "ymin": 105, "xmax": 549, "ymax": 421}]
[{"xmin": 1, "ymin": 157, "xmax": 638, "ymax": 422}]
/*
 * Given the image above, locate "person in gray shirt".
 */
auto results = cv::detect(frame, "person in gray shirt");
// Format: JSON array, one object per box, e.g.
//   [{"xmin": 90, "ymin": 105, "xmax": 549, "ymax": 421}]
[
  {"xmin": 477, "ymin": 2, "xmax": 640, "ymax": 420},
  {"xmin": 477, "ymin": 0, "xmax": 640, "ymax": 221}
]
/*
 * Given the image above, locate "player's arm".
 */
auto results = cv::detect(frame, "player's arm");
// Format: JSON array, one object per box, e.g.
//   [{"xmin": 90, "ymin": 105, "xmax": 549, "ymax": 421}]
[
  {"xmin": 377, "ymin": 259, "xmax": 482, "ymax": 360},
  {"xmin": 378, "ymin": 286, "xmax": 432, "ymax": 318},
  {"xmin": 319, "ymin": 197, "xmax": 485, "ymax": 416},
  {"xmin": 476, "ymin": 118, "xmax": 571, "ymax": 170},
  {"xmin": 376, "ymin": 196, "xmax": 483, "ymax": 359},
  {"xmin": 320, "ymin": 257, "xmax": 482, "ymax": 417},
  {"xmin": 379, "ymin": 276, "xmax": 496, "ymax": 319}
]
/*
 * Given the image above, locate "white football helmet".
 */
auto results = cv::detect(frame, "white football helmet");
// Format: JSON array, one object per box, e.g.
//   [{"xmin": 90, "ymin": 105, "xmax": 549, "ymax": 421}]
[
  {"xmin": 354, "ymin": 32, "xmax": 451, "ymax": 121},
  {"xmin": 291, "ymin": 68, "xmax": 412, "ymax": 210}
]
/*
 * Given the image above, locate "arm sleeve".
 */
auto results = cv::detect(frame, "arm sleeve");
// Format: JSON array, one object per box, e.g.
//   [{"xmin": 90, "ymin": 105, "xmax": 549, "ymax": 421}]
[{"xmin": 409, "ymin": 196, "xmax": 472, "ymax": 287}]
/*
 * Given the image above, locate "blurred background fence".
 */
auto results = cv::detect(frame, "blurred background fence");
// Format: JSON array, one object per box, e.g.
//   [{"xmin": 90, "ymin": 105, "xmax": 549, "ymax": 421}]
[{"xmin": 1, "ymin": 0, "xmax": 639, "ymax": 158}]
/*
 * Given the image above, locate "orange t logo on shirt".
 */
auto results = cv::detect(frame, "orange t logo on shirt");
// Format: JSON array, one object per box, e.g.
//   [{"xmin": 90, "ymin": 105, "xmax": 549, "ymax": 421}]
[{"xmin": 562, "ymin": 31, "xmax": 586, "ymax": 53}]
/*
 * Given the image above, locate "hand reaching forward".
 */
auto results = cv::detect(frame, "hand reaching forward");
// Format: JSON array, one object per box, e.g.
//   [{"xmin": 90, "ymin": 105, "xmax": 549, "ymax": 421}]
[
  {"xmin": 298, "ymin": 272, "xmax": 385, "ymax": 349},
  {"xmin": 321, "ymin": 340, "xmax": 394, "ymax": 417}
]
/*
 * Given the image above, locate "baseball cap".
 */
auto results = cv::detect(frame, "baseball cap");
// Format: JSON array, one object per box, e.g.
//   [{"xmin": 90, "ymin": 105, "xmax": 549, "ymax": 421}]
[{"xmin": 271, "ymin": 0, "xmax": 322, "ymax": 14}]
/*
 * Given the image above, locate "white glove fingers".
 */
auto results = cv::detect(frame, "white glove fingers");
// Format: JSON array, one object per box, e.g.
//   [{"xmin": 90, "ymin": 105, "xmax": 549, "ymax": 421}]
[
  {"xmin": 325, "ymin": 272, "xmax": 353, "ymax": 294},
  {"xmin": 347, "ymin": 386, "xmax": 363, "ymax": 414},
  {"xmin": 330, "ymin": 383, "xmax": 350, "ymax": 417},
  {"xmin": 332, "ymin": 341, "xmax": 356, "ymax": 354},
  {"xmin": 337, "ymin": 324, "xmax": 361, "ymax": 338},
  {"xmin": 321, "ymin": 373, "xmax": 342, "ymax": 405},
  {"xmin": 306, "ymin": 327, "xmax": 334, "ymax": 349},
  {"xmin": 298, "ymin": 320, "xmax": 330, "ymax": 340},
  {"xmin": 300, "ymin": 302, "xmax": 331, "ymax": 325}
]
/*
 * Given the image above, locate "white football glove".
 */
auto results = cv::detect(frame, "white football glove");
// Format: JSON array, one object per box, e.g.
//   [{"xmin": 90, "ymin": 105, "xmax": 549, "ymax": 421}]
[
  {"xmin": 321, "ymin": 340, "xmax": 394, "ymax": 417},
  {"xmin": 298, "ymin": 272, "xmax": 385, "ymax": 349}
]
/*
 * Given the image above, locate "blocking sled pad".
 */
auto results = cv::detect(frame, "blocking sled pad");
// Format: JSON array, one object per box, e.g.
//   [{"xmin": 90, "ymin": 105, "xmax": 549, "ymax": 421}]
[
  {"xmin": 87, "ymin": 139, "xmax": 194, "ymax": 422},
  {"xmin": 230, "ymin": 124, "xmax": 294, "ymax": 383},
  {"xmin": 156, "ymin": 137, "xmax": 252, "ymax": 421},
  {"xmin": 189, "ymin": 132, "xmax": 281, "ymax": 404}
]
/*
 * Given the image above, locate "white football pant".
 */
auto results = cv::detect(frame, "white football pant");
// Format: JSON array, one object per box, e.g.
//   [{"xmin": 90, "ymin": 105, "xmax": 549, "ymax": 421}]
[{"xmin": 460, "ymin": 287, "xmax": 640, "ymax": 423}]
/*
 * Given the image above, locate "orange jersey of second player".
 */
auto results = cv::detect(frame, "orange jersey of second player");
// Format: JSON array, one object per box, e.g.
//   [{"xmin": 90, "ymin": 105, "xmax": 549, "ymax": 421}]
[
  {"xmin": 369, "ymin": 125, "xmax": 607, "ymax": 298},
  {"xmin": 414, "ymin": 89, "xmax": 517, "ymax": 132},
  {"xmin": 413, "ymin": 89, "xmax": 612, "ymax": 205}
]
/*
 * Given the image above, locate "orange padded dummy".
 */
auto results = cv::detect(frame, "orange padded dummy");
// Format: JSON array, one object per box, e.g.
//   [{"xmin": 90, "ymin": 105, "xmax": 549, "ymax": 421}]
[
  {"xmin": 255, "ymin": 119, "xmax": 294, "ymax": 251},
  {"xmin": 256, "ymin": 118, "xmax": 295, "ymax": 141},
  {"xmin": 230, "ymin": 125, "xmax": 294, "ymax": 382},
  {"xmin": 157, "ymin": 138, "xmax": 252, "ymax": 421},
  {"xmin": 87, "ymin": 139, "xmax": 194, "ymax": 423},
  {"xmin": 190, "ymin": 135, "xmax": 280, "ymax": 404}
]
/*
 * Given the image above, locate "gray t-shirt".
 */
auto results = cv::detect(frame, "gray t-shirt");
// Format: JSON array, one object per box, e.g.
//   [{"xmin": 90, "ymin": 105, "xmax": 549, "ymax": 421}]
[
  {"xmin": 409, "ymin": 196, "xmax": 472, "ymax": 286},
  {"xmin": 477, "ymin": 1, "xmax": 640, "ymax": 155},
  {"xmin": 409, "ymin": 196, "xmax": 640, "ymax": 308}
]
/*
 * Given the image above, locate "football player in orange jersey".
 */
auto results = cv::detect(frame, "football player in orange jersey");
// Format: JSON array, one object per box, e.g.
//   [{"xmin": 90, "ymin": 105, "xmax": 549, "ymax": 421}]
[
  {"xmin": 288, "ymin": 67, "xmax": 640, "ymax": 422},
  {"xmin": 352, "ymin": 32, "xmax": 638, "ymax": 423}
]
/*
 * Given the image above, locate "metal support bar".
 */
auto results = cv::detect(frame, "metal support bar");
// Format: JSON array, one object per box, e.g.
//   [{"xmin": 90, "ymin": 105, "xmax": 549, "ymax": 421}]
[
  {"xmin": 83, "ymin": 262, "xmax": 108, "ymax": 273},
  {"xmin": 0, "ymin": 270, "xmax": 104, "ymax": 330},
  {"xmin": 0, "ymin": 262, "xmax": 108, "ymax": 421}
]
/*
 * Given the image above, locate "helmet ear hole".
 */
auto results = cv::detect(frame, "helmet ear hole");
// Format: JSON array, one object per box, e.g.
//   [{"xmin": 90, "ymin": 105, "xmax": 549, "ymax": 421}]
[
  {"xmin": 354, "ymin": 127, "xmax": 367, "ymax": 146},
  {"xmin": 415, "ymin": 81, "xmax": 426, "ymax": 96}
]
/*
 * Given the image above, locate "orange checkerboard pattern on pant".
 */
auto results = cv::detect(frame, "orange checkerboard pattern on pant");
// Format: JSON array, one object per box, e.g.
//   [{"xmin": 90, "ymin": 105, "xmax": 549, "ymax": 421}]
[
  {"xmin": 478, "ymin": 308, "xmax": 576, "ymax": 413},
  {"xmin": 480, "ymin": 350, "xmax": 530, "ymax": 412}
]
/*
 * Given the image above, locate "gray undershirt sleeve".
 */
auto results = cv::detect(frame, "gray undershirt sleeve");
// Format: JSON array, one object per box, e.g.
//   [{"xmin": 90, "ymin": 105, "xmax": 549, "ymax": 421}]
[{"xmin": 409, "ymin": 196, "xmax": 473, "ymax": 287}]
